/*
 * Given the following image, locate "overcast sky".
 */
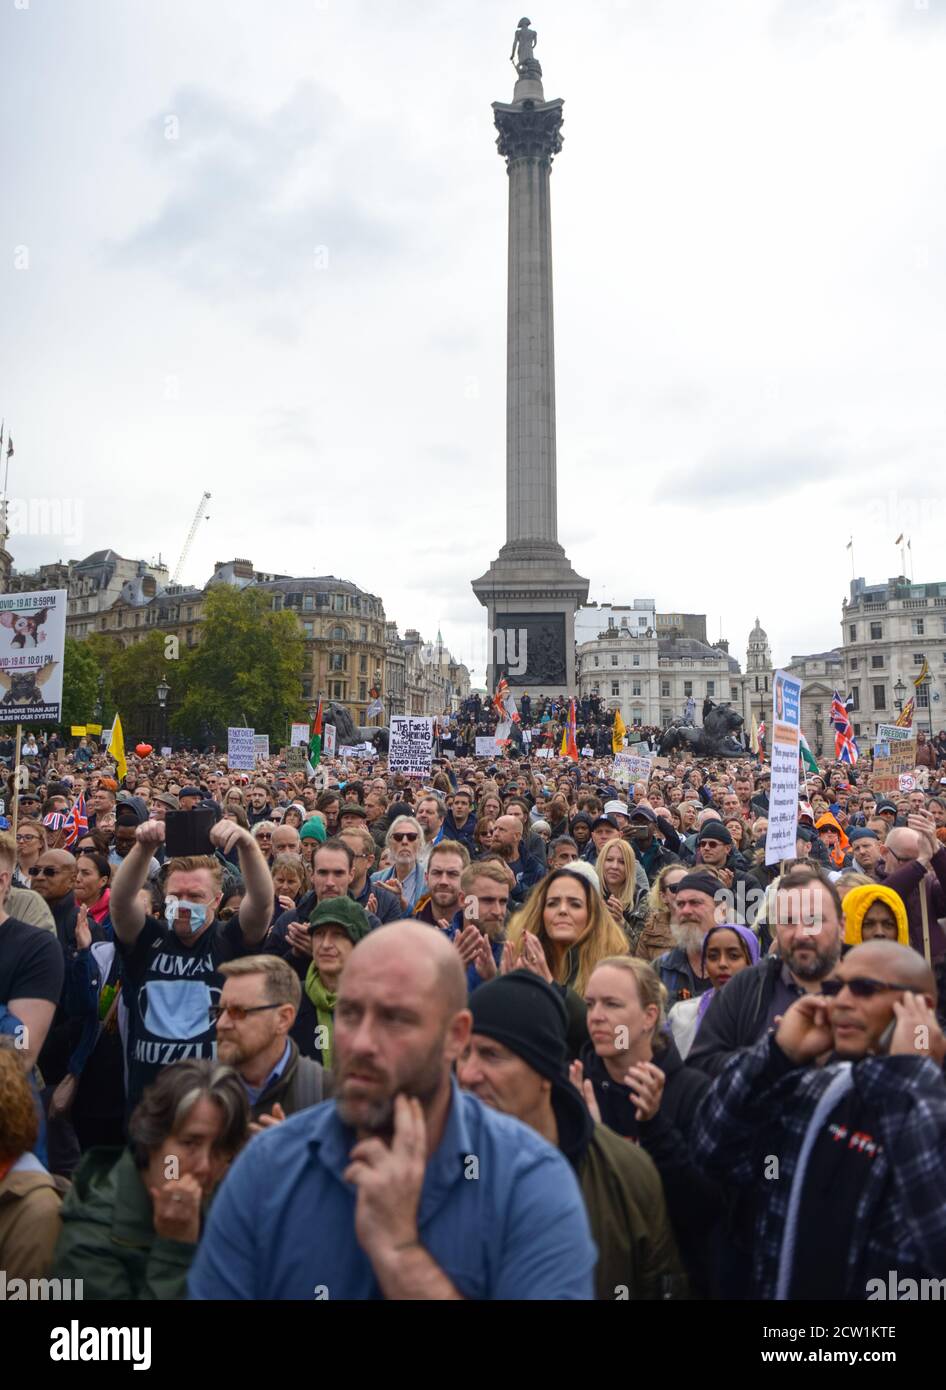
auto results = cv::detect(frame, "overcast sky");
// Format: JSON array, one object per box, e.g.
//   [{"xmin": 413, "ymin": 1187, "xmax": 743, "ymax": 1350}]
[{"xmin": 4, "ymin": 0, "xmax": 946, "ymax": 686}]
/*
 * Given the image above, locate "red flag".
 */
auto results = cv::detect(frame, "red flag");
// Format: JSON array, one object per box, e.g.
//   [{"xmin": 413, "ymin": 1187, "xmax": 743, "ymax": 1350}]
[{"xmin": 564, "ymin": 699, "xmax": 579, "ymax": 761}]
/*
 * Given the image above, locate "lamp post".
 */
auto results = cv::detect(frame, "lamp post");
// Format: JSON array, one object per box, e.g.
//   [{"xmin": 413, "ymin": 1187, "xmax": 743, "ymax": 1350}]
[
  {"xmin": 894, "ymin": 677, "xmax": 905, "ymax": 714},
  {"xmin": 156, "ymin": 678, "xmax": 170, "ymax": 751}
]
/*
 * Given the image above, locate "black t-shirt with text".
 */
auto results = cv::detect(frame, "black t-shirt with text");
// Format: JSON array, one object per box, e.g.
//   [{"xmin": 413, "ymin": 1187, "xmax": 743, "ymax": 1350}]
[
  {"xmin": 0, "ymin": 915, "xmax": 64, "ymax": 1012},
  {"xmin": 119, "ymin": 914, "xmax": 259, "ymax": 1108}
]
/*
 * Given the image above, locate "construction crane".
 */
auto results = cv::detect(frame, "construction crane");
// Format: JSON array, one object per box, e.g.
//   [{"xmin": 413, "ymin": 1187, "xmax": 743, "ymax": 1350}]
[{"xmin": 171, "ymin": 491, "xmax": 211, "ymax": 586}]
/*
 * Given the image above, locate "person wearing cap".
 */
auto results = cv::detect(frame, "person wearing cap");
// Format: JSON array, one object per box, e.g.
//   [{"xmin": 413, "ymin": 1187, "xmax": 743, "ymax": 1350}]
[
  {"xmin": 338, "ymin": 801, "xmax": 370, "ymax": 834},
  {"xmin": 178, "ymin": 786, "xmax": 203, "ymax": 811},
  {"xmin": 189, "ymin": 924, "xmax": 598, "ymax": 1299},
  {"xmin": 875, "ymin": 799, "xmax": 900, "ymax": 828},
  {"xmin": 298, "ymin": 814, "xmax": 327, "ymax": 867},
  {"xmin": 149, "ymin": 791, "xmax": 180, "ymax": 822},
  {"xmin": 847, "ymin": 828, "xmax": 883, "ymax": 880},
  {"xmin": 458, "ymin": 971, "xmax": 686, "ymax": 1300},
  {"xmin": 583, "ymin": 812, "xmax": 623, "ymax": 866},
  {"xmin": 624, "ymin": 806, "xmax": 680, "ymax": 885},
  {"xmin": 652, "ymin": 871, "xmax": 727, "ymax": 1007},
  {"xmin": 693, "ymin": 821, "xmax": 751, "ymax": 905}
]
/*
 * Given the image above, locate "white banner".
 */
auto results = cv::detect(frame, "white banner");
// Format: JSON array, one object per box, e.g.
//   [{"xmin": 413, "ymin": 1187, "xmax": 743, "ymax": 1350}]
[
  {"xmin": 475, "ymin": 737, "xmax": 500, "ymax": 757},
  {"xmin": 613, "ymin": 752, "xmax": 653, "ymax": 786},
  {"xmin": 389, "ymin": 715, "xmax": 434, "ymax": 777},
  {"xmin": 253, "ymin": 734, "xmax": 270, "ymax": 762},
  {"xmin": 876, "ymin": 723, "xmax": 914, "ymax": 743},
  {"xmin": 289, "ymin": 722, "xmax": 310, "ymax": 748},
  {"xmin": 228, "ymin": 726, "xmax": 257, "ymax": 770},
  {"xmin": 765, "ymin": 670, "xmax": 803, "ymax": 866},
  {"xmin": 0, "ymin": 588, "xmax": 67, "ymax": 724}
]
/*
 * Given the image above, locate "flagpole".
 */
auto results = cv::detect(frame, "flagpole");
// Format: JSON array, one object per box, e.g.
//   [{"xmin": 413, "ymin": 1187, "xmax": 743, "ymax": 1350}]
[{"xmin": 11, "ymin": 722, "xmax": 22, "ymax": 841}]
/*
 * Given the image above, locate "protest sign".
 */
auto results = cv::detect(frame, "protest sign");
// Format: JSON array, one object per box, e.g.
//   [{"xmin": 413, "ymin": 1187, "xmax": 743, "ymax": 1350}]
[
  {"xmin": 228, "ymin": 727, "xmax": 256, "ymax": 771},
  {"xmin": 289, "ymin": 722, "xmax": 310, "ymax": 748},
  {"xmin": 0, "ymin": 589, "xmax": 67, "ymax": 724},
  {"xmin": 254, "ymin": 735, "xmax": 270, "ymax": 762},
  {"xmin": 323, "ymin": 724, "xmax": 336, "ymax": 757},
  {"xmin": 613, "ymin": 753, "xmax": 653, "ymax": 786},
  {"xmin": 389, "ymin": 716, "xmax": 434, "ymax": 776},
  {"xmin": 899, "ymin": 773, "xmax": 917, "ymax": 792},
  {"xmin": 872, "ymin": 738, "xmax": 917, "ymax": 794},
  {"xmin": 286, "ymin": 746, "xmax": 307, "ymax": 773},
  {"xmin": 765, "ymin": 670, "xmax": 802, "ymax": 866},
  {"xmin": 876, "ymin": 723, "xmax": 914, "ymax": 744},
  {"xmin": 475, "ymin": 737, "xmax": 500, "ymax": 757},
  {"xmin": 161, "ymin": 746, "xmax": 172, "ymax": 757},
  {"xmin": 533, "ymin": 748, "xmax": 553, "ymax": 759}
]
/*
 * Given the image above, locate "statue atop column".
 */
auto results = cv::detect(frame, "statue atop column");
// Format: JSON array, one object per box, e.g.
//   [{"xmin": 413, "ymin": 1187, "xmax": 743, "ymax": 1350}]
[{"xmin": 510, "ymin": 17, "xmax": 542, "ymax": 80}]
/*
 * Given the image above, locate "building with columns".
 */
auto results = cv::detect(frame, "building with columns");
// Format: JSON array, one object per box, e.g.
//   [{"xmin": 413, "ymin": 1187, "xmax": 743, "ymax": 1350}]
[
  {"xmin": 840, "ymin": 575, "xmax": 946, "ymax": 739},
  {"xmin": 577, "ymin": 622, "xmax": 740, "ymax": 727}
]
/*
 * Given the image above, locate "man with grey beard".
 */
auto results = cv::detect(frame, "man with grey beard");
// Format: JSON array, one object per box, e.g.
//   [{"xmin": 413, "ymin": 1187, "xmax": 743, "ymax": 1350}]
[
  {"xmin": 688, "ymin": 866, "xmax": 844, "ymax": 1078},
  {"xmin": 189, "ymin": 923, "xmax": 596, "ymax": 1299},
  {"xmin": 654, "ymin": 872, "xmax": 727, "ymax": 1006}
]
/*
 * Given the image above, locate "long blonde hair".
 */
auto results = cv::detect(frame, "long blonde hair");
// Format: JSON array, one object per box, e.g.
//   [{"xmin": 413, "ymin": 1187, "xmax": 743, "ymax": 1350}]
[
  {"xmin": 594, "ymin": 838, "xmax": 638, "ymax": 912},
  {"xmin": 507, "ymin": 868, "xmax": 629, "ymax": 996}
]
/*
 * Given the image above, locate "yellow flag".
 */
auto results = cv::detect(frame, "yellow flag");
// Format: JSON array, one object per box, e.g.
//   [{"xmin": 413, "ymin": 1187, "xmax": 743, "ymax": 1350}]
[
  {"xmin": 612, "ymin": 710, "xmax": 626, "ymax": 754},
  {"xmin": 750, "ymin": 713, "xmax": 760, "ymax": 754},
  {"xmin": 108, "ymin": 713, "xmax": 127, "ymax": 782},
  {"xmin": 914, "ymin": 657, "xmax": 930, "ymax": 687}
]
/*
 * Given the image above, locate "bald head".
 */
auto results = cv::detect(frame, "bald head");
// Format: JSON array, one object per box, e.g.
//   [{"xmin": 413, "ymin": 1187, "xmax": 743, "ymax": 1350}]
[
  {"xmin": 345, "ymin": 921, "xmax": 467, "ymax": 1017},
  {"xmin": 30, "ymin": 849, "xmax": 77, "ymax": 902},
  {"xmin": 845, "ymin": 939, "xmax": 937, "ymax": 1001},
  {"xmin": 886, "ymin": 828, "xmax": 921, "ymax": 861}
]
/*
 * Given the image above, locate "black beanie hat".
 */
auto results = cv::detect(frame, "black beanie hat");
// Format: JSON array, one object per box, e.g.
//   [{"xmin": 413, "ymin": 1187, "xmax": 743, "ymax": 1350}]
[
  {"xmin": 678, "ymin": 871, "xmax": 723, "ymax": 900},
  {"xmin": 467, "ymin": 973, "xmax": 569, "ymax": 1084}
]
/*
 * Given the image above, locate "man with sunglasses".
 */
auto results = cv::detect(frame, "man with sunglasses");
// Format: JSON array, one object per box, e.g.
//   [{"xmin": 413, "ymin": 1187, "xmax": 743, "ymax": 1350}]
[{"xmin": 693, "ymin": 939, "xmax": 946, "ymax": 1299}]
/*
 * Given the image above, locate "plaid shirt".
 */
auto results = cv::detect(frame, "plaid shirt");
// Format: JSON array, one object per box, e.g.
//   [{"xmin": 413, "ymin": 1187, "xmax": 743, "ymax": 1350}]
[{"xmin": 691, "ymin": 1032, "xmax": 946, "ymax": 1299}]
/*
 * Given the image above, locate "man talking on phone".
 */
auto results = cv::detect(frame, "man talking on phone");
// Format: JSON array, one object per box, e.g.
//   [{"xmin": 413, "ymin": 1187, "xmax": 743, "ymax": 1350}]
[
  {"xmin": 692, "ymin": 937, "xmax": 946, "ymax": 1299},
  {"xmin": 110, "ymin": 816, "xmax": 274, "ymax": 1109}
]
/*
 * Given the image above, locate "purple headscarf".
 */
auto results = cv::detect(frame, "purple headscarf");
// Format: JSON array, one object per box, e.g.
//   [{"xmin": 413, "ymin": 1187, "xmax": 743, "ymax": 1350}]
[{"xmin": 695, "ymin": 924, "xmax": 760, "ymax": 1028}]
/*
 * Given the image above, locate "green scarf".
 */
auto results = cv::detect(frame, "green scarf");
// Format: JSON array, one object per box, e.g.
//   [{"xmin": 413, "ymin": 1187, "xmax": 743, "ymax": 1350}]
[{"xmin": 304, "ymin": 964, "xmax": 337, "ymax": 1068}]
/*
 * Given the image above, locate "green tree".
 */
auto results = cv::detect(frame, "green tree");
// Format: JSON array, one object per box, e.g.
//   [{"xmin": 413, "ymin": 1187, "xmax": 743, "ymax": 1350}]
[
  {"xmin": 172, "ymin": 586, "xmax": 306, "ymax": 742},
  {"xmin": 106, "ymin": 632, "xmax": 176, "ymax": 737},
  {"xmin": 59, "ymin": 637, "xmax": 101, "ymax": 732}
]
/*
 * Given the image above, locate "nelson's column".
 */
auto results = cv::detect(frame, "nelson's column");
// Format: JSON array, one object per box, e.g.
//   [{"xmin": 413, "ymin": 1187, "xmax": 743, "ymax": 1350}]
[{"xmin": 472, "ymin": 18, "xmax": 589, "ymax": 697}]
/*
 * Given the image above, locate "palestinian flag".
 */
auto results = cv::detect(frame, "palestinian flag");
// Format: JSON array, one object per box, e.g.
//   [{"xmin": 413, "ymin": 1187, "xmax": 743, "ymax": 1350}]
[
  {"xmin": 309, "ymin": 698, "xmax": 323, "ymax": 766},
  {"xmin": 799, "ymin": 732, "xmax": 819, "ymax": 775}
]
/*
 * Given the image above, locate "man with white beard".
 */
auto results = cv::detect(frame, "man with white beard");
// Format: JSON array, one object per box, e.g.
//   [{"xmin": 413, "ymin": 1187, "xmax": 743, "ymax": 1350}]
[{"xmin": 653, "ymin": 872, "xmax": 728, "ymax": 1007}]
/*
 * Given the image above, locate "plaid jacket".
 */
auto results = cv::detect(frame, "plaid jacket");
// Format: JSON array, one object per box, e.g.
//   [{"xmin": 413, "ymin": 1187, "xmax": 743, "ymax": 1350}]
[{"xmin": 691, "ymin": 1032, "xmax": 946, "ymax": 1299}]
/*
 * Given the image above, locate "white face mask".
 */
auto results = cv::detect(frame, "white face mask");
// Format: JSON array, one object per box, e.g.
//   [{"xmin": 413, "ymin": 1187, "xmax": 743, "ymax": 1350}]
[{"xmin": 165, "ymin": 895, "xmax": 210, "ymax": 937}]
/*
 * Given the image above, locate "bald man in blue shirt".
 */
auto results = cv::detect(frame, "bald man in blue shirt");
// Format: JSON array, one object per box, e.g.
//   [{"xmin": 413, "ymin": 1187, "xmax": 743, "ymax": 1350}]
[{"xmin": 189, "ymin": 923, "xmax": 596, "ymax": 1300}]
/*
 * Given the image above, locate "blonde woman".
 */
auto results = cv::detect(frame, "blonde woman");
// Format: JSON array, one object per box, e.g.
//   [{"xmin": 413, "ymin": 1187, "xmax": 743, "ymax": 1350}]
[
  {"xmin": 635, "ymin": 863, "xmax": 688, "ymax": 962},
  {"xmin": 506, "ymin": 866, "xmax": 628, "ymax": 998},
  {"xmin": 595, "ymin": 839, "xmax": 648, "ymax": 947}
]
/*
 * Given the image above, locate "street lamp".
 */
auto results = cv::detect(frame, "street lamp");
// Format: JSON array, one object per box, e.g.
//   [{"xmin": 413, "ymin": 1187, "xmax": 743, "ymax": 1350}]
[
  {"xmin": 156, "ymin": 679, "xmax": 170, "ymax": 750},
  {"xmin": 894, "ymin": 677, "xmax": 905, "ymax": 713}
]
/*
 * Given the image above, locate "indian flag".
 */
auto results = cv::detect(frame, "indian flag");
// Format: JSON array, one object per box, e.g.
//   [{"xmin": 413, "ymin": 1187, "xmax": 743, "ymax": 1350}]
[{"xmin": 799, "ymin": 732, "xmax": 819, "ymax": 775}]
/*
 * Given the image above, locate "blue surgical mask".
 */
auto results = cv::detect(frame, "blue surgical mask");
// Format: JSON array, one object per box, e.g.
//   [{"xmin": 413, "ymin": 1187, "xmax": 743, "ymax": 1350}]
[{"xmin": 165, "ymin": 895, "xmax": 209, "ymax": 937}]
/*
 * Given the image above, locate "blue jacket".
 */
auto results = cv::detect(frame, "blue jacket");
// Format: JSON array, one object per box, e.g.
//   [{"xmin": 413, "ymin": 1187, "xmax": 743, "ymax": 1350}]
[
  {"xmin": 188, "ymin": 1082, "xmax": 596, "ymax": 1300},
  {"xmin": 442, "ymin": 811, "xmax": 477, "ymax": 853}
]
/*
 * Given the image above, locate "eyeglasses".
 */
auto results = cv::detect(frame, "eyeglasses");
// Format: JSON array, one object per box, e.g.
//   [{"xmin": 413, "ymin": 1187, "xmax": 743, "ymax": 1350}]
[
  {"xmin": 391, "ymin": 832, "xmax": 418, "ymax": 843},
  {"xmin": 28, "ymin": 865, "xmax": 63, "ymax": 878},
  {"xmin": 665, "ymin": 883, "xmax": 682, "ymax": 895},
  {"xmin": 820, "ymin": 977, "xmax": 924, "ymax": 999},
  {"xmin": 208, "ymin": 1002, "xmax": 283, "ymax": 1023},
  {"xmin": 884, "ymin": 848, "xmax": 914, "ymax": 864},
  {"xmin": 16, "ymin": 834, "xmax": 41, "ymax": 843},
  {"xmin": 256, "ymin": 833, "xmax": 273, "ymax": 841}
]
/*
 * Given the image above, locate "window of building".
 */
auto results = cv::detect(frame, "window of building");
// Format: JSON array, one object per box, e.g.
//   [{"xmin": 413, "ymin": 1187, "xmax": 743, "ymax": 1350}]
[
  {"xmin": 303, "ymin": 594, "xmax": 314, "ymax": 610},
  {"xmin": 611, "ymin": 654, "xmax": 618, "ymax": 666},
  {"xmin": 359, "ymin": 655, "xmax": 367, "ymax": 674},
  {"xmin": 316, "ymin": 592, "xmax": 329, "ymax": 608},
  {"xmin": 873, "ymin": 684, "xmax": 886, "ymax": 711},
  {"xmin": 914, "ymin": 653, "xmax": 926, "ymax": 666},
  {"xmin": 764, "ymin": 676, "xmax": 769, "ymax": 691},
  {"xmin": 632, "ymin": 653, "xmax": 640, "ymax": 666},
  {"xmin": 912, "ymin": 618, "xmax": 925, "ymax": 636},
  {"xmin": 334, "ymin": 594, "xmax": 345, "ymax": 612},
  {"xmin": 850, "ymin": 657, "xmax": 858, "ymax": 670},
  {"xmin": 661, "ymin": 707, "xmax": 671, "ymax": 724},
  {"xmin": 330, "ymin": 653, "xmax": 345, "ymax": 672},
  {"xmin": 683, "ymin": 680, "xmax": 693, "ymax": 697},
  {"xmin": 331, "ymin": 626, "xmax": 347, "ymax": 641},
  {"xmin": 850, "ymin": 685, "xmax": 860, "ymax": 710},
  {"xmin": 186, "ymin": 607, "xmax": 192, "ymax": 620},
  {"xmin": 302, "ymin": 679, "xmax": 313, "ymax": 699},
  {"xmin": 918, "ymin": 683, "xmax": 930, "ymax": 708},
  {"xmin": 661, "ymin": 680, "xmax": 670, "ymax": 697},
  {"xmin": 272, "ymin": 594, "xmax": 283, "ymax": 610},
  {"xmin": 303, "ymin": 622, "xmax": 314, "ymax": 638},
  {"xmin": 853, "ymin": 723, "xmax": 861, "ymax": 738},
  {"xmin": 611, "ymin": 681, "xmax": 619, "ymax": 696},
  {"xmin": 730, "ymin": 685, "xmax": 738, "ymax": 700},
  {"xmin": 359, "ymin": 681, "xmax": 367, "ymax": 701},
  {"xmin": 360, "ymin": 625, "xmax": 367, "ymax": 641},
  {"xmin": 594, "ymin": 656, "xmax": 599, "ymax": 667},
  {"xmin": 332, "ymin": 681, "xmax": 345, "ymax": 699},
  {"xmin": 632, "ymin": 680, "xmax": 641, "ymax": 696},
  {"xmin": 871, "ymin": 654, "xmax": 884, "ymax": 669},
  {"xmin": 134, "ymin": 613, "xmax": 140, "ymax": 627},
  {"xmin": 849, "ymin": 624, "xmax": 857, "ymax": 642},
  {"xmin": 870, "ymin": 622, "xmax": 882, "ymax": 640},
  {"xmin": 706, "ymin": 681, "xmax": 715, "ymax": 697}
]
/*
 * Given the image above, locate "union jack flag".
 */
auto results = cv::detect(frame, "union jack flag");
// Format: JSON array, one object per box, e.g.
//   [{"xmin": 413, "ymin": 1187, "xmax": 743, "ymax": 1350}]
[
  {"xmin": 831, "ymin": 691, "xmax": 859, "ymax": 764},
  {"xmin": 62, "ymin": 792, "xmax": 88, "ymax": 849}
]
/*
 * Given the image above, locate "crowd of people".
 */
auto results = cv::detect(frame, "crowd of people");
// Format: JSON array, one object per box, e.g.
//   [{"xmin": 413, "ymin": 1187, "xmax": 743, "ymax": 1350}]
[{"xmin": 2, "ymin": 719, "xmax": 946, "ymax": 1302}]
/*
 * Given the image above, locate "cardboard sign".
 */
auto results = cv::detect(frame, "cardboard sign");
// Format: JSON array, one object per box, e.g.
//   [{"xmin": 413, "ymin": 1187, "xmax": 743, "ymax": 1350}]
[
  {"xmin": 254, "ymin": 734, "xmax": 270, "ymax": 762},
  {"xmin": 475, "ymin": 737, "xmax": 500, "ymax": 757},
  {"xmin": 873, "ymin": 739, "xmax": 917, "ymax": 794},
  {"xmin": 286, "ymin": 746, "xmax": 307, "ymax": 773},
  {"xmin": 289, "ymin": 722, "xmax": 310, "ymax": 749},
  {"xmin": 389, "ymin": 716, "xmax": 434, "ymax": 777},
  {"xmin": 227, "ymin": 727, "xmax": 256, "ymax": 771}
]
